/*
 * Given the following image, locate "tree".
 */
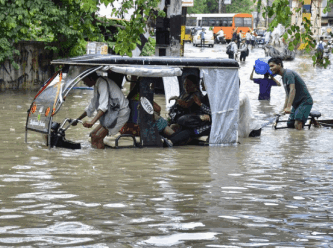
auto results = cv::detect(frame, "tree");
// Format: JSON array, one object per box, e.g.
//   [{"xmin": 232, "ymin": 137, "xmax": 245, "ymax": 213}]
[
  {"xmin": 0, "ymin": 0, "xmax": 164, "ymax": 68},
  {"xmin": 226, "ymin": 0, "xmax": 254, "ymax": 13},
  {"xmin": 188, "ymin": 0, "xmax": 254, "ymax": 14},
  {"xmin": 187, "ymin": 0, "xmax": 210, "ymax": 14}
]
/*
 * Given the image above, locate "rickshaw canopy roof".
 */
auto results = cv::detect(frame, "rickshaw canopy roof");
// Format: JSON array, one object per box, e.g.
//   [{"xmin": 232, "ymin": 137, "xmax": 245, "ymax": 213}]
[{"xmin": 51, "ymin": 55, "xmax": 239, "ymax": 68}]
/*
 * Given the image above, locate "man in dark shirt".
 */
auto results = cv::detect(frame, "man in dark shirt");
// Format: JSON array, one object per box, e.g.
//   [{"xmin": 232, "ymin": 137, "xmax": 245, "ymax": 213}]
[
  {"xmin": 237, "ymin": 30, "xmax": 242, "ymax": 49},
  {"xmin": 232, "ymin": 28, "xmax": 238, "ymax": 41},
  {"xmin": 268, "ymin": 57, "xmax": 313, "ymax": 130},
  {"xmin": 250, "ymin": 67, "xmax": 281, "ymax": 100}
]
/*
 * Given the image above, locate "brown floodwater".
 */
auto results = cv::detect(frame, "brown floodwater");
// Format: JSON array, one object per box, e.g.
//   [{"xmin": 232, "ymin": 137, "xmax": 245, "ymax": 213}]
[{"xmin": 0, "ymin": 44, "xmax": 333, "ymax": 247}]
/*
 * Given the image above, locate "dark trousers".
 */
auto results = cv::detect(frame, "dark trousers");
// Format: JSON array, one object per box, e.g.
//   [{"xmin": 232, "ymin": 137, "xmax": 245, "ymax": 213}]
[
  {"xmin": 228, "ymin": 52, "xmax": 234, "ymax": 59},
  {"xmin": 240, "ymin": 51, "xmax": 247, "ymax": 61},
  {"xmin": 169, "ymin": 129, "xmax": 192, "ymax": 146},
  {"xmin": 178, "ymin": 115, "xmax": 205, "ymax": 129},
  {"xmin": 201, "ymin": 38, "xmax": 205, "ymax": 47}
]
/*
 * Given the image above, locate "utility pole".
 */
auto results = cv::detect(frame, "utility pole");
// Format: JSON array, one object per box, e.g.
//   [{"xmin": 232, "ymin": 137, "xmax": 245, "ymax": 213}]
[
  {"xmin": 155, "ymin": 0, "xmax": 183, "ymax": 56},
  {"xmin": 219, "ymin": 0, "xmax": 222, "ymax": 13},
  {"xmin": 180, "ymin": 7, "xmax": 187, "ymax": 56},
  {"xmin": 223, "ymin": 0, "xmax": 231, "ymax": 12},
  {"xmin": 265, "ymin": 0, "xmax": 269, "ymax": 28}
]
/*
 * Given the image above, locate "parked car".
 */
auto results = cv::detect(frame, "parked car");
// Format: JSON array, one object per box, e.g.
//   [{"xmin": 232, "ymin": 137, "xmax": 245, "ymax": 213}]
[
  {"xmin": 192, "ymin": 30, "xmax": 214, "ymax": 47},
  {"xmin": 190, "ymin": 27, "xmax": 203, "ymax": 42}
]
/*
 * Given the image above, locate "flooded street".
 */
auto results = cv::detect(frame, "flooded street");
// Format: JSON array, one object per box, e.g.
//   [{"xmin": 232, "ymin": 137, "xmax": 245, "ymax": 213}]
[{"xmin": 1, "ymin": 44, "xmax": 333, "ymax": 247}]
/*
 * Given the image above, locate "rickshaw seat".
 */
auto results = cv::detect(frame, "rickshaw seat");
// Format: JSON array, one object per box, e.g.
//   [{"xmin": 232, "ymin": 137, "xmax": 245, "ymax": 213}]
[{"xmin": 309, "ymin": 111, "xmax": 321, "ymax": 118}]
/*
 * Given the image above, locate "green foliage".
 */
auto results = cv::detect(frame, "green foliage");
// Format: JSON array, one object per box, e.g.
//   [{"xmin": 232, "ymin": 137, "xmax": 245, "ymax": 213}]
[
  {"xmin": 140, "ymin": 37, "xmax": 156, "ymax": 56},
  {"xmin": 187, "ymin": 0, "xmax": 209, "ymax": 14},
  {"xmin": 226, "ymin": 0, "xmax": 254, "ymax": 13},
  {"xmin": 188, "ymin": 0, "xmax": 254, "ymax": 14},
  {"xmin": 256, "ymin": 0, "xmax": 333, "ymax": 68},
  {"xmin": 0, "ymin": 0, "xmax": 164, "ymax": 66}
]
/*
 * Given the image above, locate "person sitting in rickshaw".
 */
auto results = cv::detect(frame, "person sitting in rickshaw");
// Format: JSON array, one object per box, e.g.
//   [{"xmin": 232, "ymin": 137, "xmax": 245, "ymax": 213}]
[
  {"xmin": 72, "ymin": 72, "xmax": 130, "ymax": 149},
  {"xmin": 121, "ymin": 80, "xmax": 192, "ymax": 147},
  {"xmin": 121, "ymin": 81, "xmax": 174, "ymax": 137},
  {"xmin": 169, "ymin": 76, "xmax": 211, "ymax": 137}
]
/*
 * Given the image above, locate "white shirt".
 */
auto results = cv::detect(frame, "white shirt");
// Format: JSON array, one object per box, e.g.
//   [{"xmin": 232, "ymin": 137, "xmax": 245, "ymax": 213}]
[
  {"xmin": 239, "ymin": 42, "xmax": 248, "ymax": 52},
  {"xmin": 265, "ymin": 32, "xmax": 271, "ymax": 42},
  {"xmin": 216, "ymin": 30, "xmax": 224, "ymax": 36},
  {"xmin": 230, "ymin": 42, "xmax": 238, "ymax": 54},
  {"xmin": 246, "ymin": 32, "xmax": 251, "ymax": 40},
  {"xmin": 85, "ymin": 77, "xmax": 129, "ymax": 117}
]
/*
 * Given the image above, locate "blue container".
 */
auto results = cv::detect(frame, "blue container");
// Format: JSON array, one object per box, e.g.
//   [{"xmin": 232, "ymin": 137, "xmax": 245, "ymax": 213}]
[{"xmin": 254, "ymin": 57, "xmax": 273, "ymax": 75}]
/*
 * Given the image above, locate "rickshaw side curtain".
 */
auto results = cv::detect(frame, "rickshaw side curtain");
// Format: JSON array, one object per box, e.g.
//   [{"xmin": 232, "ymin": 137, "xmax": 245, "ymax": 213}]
[
  {"xmin": 202, "ymin": 68, "xmax": 239, "ymax": 145},
  {"xmin": 162, "ymin": 77, "xmax": 180, "ymax": 111}
]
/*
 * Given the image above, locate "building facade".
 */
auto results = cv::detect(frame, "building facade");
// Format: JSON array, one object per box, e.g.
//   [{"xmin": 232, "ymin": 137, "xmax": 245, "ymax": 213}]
[{"xmin": 291, "ymin": 0, "xmax": 322, "ymax": 38}]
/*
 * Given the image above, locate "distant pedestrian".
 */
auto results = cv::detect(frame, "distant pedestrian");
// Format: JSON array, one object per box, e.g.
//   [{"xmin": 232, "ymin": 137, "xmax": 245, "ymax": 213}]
[
  {"xmin": 250, "ymin": 67, "xmax": 281, "ymax": 100},
  {"xmin": 237, "ymin": 30, "xmax": 242, "ymax": 49},
  {"xmin": 315, "ymin": 37, "xmax": 326, "ymax": 63},
  {"xmin": 251, "ymin": 32, "xmax": 256, "ymax": 49},
  {"xmin": 246, "ymin": 31, "xmax": 251, "ymax": 45},
  {"xmin": 264, "ymin": 31, "xmax": 271, "ymax": 45},
  {"xmin": 239, "ymin": 39, "xmax": 249, "ymax": 62},
  {"xmin": 268, "ymin": 57, "xmax": 313, "ymax": 130},
  {"xmin": 200, "ymin": 28, "xmax": 205, "ymax": 47},
  {"xmin": 232, "ymin": 28, "xmax": 238, "ymax": 41},
  {"xmin": 226, "ymin": 38, "xmax": 238, "ymax": 60}
]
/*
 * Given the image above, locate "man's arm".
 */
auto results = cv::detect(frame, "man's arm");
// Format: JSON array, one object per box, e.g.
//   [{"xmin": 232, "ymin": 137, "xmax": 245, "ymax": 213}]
[
  {"xmin": 72, "ymin": 111, "xmax": 87, "ymax": 126},
  {"xmin": 284, "ymin": 83, "xmax": 296, "ymax": 113},
  {"xmin": 177, "ymin": 98, "xmax": 194, "ymax": 108},
  {"xmin": 83, "ymin": 110, "xmax": 105, "ymax": 128},
  {"xmin": 250, "ymin": 67, "xmax": 256, "ymax": 80}
]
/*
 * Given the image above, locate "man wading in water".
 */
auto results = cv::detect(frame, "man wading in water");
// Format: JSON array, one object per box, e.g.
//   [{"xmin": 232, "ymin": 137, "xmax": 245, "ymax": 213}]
[
  {"xmin": 72, "ymin": 72, "xmax": 130, "ymax": 149},
  {"xmin": 268, "ymin": 58, "xmax": 313, "ymax": 130}
]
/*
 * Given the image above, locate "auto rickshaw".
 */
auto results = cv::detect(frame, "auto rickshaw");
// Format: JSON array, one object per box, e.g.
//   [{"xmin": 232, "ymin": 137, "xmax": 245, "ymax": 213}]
[
  {"xmin": 183, "ymin": 27, "xmax": 193, "ymax": 43},
  {"xmin": 25, "ymin": 55, "xmax": 240, "ymax": 149}
]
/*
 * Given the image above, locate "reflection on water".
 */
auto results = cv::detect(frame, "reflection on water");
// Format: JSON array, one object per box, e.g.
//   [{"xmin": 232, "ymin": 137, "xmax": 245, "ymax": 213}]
[{"xmin": 0, "ymin": 45, "xmax": 333, "ymax": 246}]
